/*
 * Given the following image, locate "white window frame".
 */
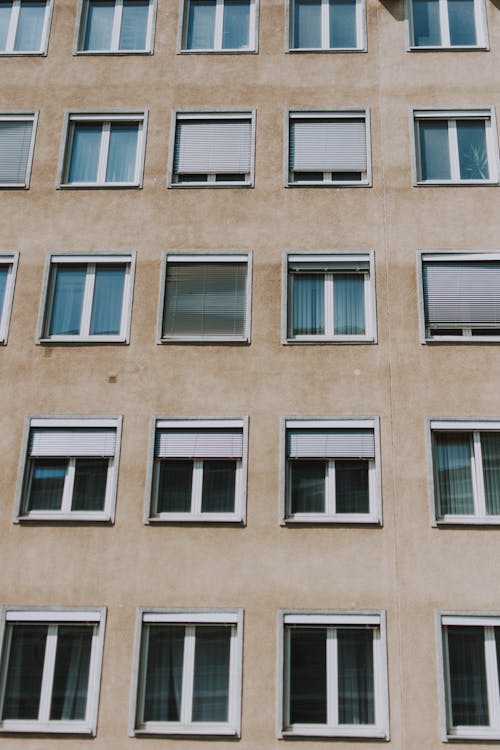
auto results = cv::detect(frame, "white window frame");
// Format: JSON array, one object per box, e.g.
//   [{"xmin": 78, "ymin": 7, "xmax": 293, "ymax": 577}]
[
  {"xmin": 58, "ymin": 111, "xmax": 147, "ymax": 188},
  {"xmin": 37, "ymin": 253, "xmax": 135, "ymax": 344},
  {"xmin": 0, "ymin": 0, "xmax": 53, "ymax": 54},
  {"xmin": 130, "ymin": 608, "xmax": 243, "ymax": 737},
  {"xmin": 438, "ymin": 612, "xmax": 500, "ymax": 741},
  {"xmin": 179, "ymin": 0, "xmax": 258, "ymax": 52},
  {"xmin": 287, "ymin": 0, "xmax": 366, "ymax": 51},
  {"xmin": 412, "ymin": 107, "xmax": 499, "ymax": 185},
  {"xmin": 278, "ymin": 610, "xmax": 389, "ymax": 739},
  {"xmin": 14, "ymin": 416, "xmax": 122, "ymax": 523},
  {"xmin": 0, "ymin": 252, "xmax": 18, "ymax": 344},
  {"xmin": 0, "ymin": 111, "xmax": 38, "ymax": 188},
  {"xmin": 283, "ymin": 251, "xmax": 376, "ymax": 344},
  {"xmin": 146, "ymin": 417, "xmax": 248, "ymax": 523},
  {"xmin": 281, "ymin": 417, "xmax": 381, "ymax": 524},
  {"xmin": 405, "ymin": 0, "xmax": 488, "ymax": 50},
  {"xmin": 75, "ymin": 0, "xmax": 156, "ymax": 53},
  {"xmin": 0, "ymin": 606, "xmax": 106, "ymax": 735}
]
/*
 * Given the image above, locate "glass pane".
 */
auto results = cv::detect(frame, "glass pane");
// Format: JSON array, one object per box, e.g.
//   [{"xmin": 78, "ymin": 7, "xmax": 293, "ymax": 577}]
[
  {"xmin": 90, "ymin": 265, "xmax": 125, "ymax": 335},
  {"xmin": 338, "ymin": 628, "xmax": 374, "ymax": 724},
  {"xmin": 143, "ymin": 625, "xmax": 184, "ymax": 722},
  {"xmin": 187, "ymin": 0, "xmax": 215, "ymax": 48},
  {"xmin": 50, "ymin": 626, "xmax": 93, "ymax": 720},
  {"xmin": 290, "ymin": 460, "xmax": 325, "ymax": 513},
  {"xmin": 119, "ymin": 0, "xmax": 149, "ymax": 49},
  {"xmin": 48, "ymin": 265, "xmax": 86, "ymax": 335},
  {"xmin": 68, "ymin": 123, "xmax": 101, "ymax": 183},
  {"xmin": 14, "ymin": 0, "xmax": 45, "ymax": 50},
  {"xmin": 222, "ymin": 0, "xmax": 249, "ymax": 48},
  {"xmin": 157, "ymin": 459, "xmax": 193, "ymax": 513},
  {"xmin": 481, "ymin": 432, "xmax": 500, "ymax": 515},
  {"xmin": 72, "ymin": 458, "xmax": 108, "ymax": 511},
  {"xmin": 192, "ymin": 626, "xmax": 231, "ymax": 722},
  {"xmin": 329, "ymin": 0, "xmax": 356, "ymax": 48},
  {"xmin": 457, "ymin": 120, "xmax": 488, "ymax": 180},
  {"xmin": 0, "ymin": 2, "xmax": 12, "ymax": 50},
  {"xmin": 289, "ymin": 627, "xmax": 327, "ymax": 724},
  {"xmin": 83, "ymin": 0, "xmax": 114, "ymax": 50},
  {"xmin": 106, "ymin": 123, "xmax": 138, "ymax": 182},
  {"xmin": 412, "ymin": 0, "xmax": 440, "ymax": 45},
  {"xmin": 447, "ymin": 626, "xmax": 489, "ymax": 726},
  {"xmin": 448, "ymin": 0, "xmax": 476, "ymax": 45},
  {"xmin": 2, "ymin": 625, "xmax": 47, "ymax": 719},
  {"xmin": 418, "ymin": 120, "xmax": 450, "ymax": 180},
  {"xmin": 335, "ymin": 460, "xmax": 369, "ymax": 513},
  {"xmin": 434, "ymin": 432, "xmax": 474, "ymax": 515},
  {"xmin": 291, "ymin": 274, "xmax": 324, "ymax": 336},
  {"xmin": 28, "ymin": 459, "xmax": 66, "ymax": 510},
  {"xmin": 0, "ymin": 265, "xmax": 8, "ymax": 319},
  {"xmin": 201, "ymin": 460, "xmax": 236, "ymax": 513},
  {"xmin": 293, "ymin": 0, "xmax": 321, "ymax": 47},
  {"xmin": 334, "ymin": 274, "xmax": 365, "ymax": 335}
]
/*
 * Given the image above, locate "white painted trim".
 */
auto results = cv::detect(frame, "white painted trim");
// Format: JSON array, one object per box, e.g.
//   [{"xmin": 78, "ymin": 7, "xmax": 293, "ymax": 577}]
[
  {"xmin": 287, "ymin": 0, "xmax": 366, "ymax": 51},
  {"xmin": 179, "ymin": 0, "xmax": 258, "ymax": 52},
  {"xmin": 405, "ymin": 0, "xmax": 489, "ymax": 50},
  {"xmin": 0, "ymin": 252, "xmax": 18, "ymax": 344},
  {"xmin": 74, "ymin": 0, "xmax": 157, "ymax": 54},
  {"xmin": 0, "ymin": 0, "xmax": 54, "ymax": 55}
]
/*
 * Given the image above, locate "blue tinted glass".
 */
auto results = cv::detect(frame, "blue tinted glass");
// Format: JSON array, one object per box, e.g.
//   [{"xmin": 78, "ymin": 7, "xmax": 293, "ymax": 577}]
[
  {"xmin": 418, "ymin": 120, "xmax": 450, "ymax": 180},
  {"xmin": 292, "ymin": 274, "xmax": 324, "ymax": 335},
  {"xmin": 83, "ymin": 0, "xmax": 114, "ymax": 50},
  {"xmin": 412, "ymin": 0, "xmax": 440, "ymax": 45},
  {"xmin": 187, "ymin": 0, "xmax": 215, "ymax": 48},
  {"xmin": 334, "ymin": 274, "xmax": 365, "ymax": 335},
  {"xmin": 0, "ymin": 3, "xmax": 13, "ymax": 50},
  {"xmin": 49, "ymin": 266, "xmax": 86, "ymax": 335},
  {"xmin": 294, "ymin": 0, "xmax": 321, "ymax": 47},
  {"xmin": 119, "ymin": 0, "xmax": 149, "ymax": 49},
  {"xmin": 0, "ymin": 267, "xmax": 8, "ymax": 318},
  {"xmin": 14, "ymin": 1, "xmax": 45, "ymax": 50},
  {"xmin": 448, "ymin": 0, "xmax": 476, "ymax": 44},
  {"xmin": 105, "ymin": 123, "xmax": 138, "ymax": 182},
  {"xmin": 457, "ymin": 121, "xmax": 488, "ymax": 180},
  {"xmin": 68, "ymin": 124, "xmax": 101, "ymax": 182},
  {"xmin": 222, "ymin": 0, "xmax": 249, "ymax": 48},
  {"xmin": 329, "ymin": 0, "xmax": 356, "ymax": 47},
  {"xmin": 90, "ymin": 265, "xmax": 125, "ymax": 334}
]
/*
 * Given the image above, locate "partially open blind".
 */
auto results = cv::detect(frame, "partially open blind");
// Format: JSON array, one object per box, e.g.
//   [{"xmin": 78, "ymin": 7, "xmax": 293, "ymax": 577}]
[
  {"xmin": 0, "ymin": 120, "xmax": 33, "ymax": 185},
  {"xmin": 287, "ymin": 429, "xmax": 374, "ymax": 459},
  {"xmin": 290, "ymin": 118, "xmax": 366, "ymax": 172},
  {"xmin": 174, "ymin": 118, "xmax": 252, "ymax": 174},
  {"xmin": 156, "ymin": 428, "xmax": 243, "ymax": 458},
  {"xmin": 29, "ymin": 428, "xmax": 116, "ymax": 457},
  {"xmin": 424, "ymin": 262, "xmax": 500, "ymax": 324}
]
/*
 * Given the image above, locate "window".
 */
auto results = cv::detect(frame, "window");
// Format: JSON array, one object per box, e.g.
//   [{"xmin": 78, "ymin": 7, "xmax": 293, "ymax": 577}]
[
  {"xmin": 0, "ymin": 113, "xmax": 37, "ymax": 188},
  {"xmin": 0, "ymin": 607, "xmax": 106, "ymax": 734},
  {"xmin": 181, "ymin": 0, "xmax": 256, "ymax": 51},
  {"xmin": 440, "ymin": 614, "xmax": 500, "ymax": 740},
  {"xmin": 16, "ymin": 417, "xmax": 121, "ymax": 522},
  {"xmin": 60, "ymin": 112, "xmax": 147, "ymax": 187},
  {"xmin": 170, "ymin": 111, "xmax": 255, "ymax": 187},
  {"xmin": 285, "ymin": 252, "xmax": 375, "ymax": 343},
  {"xmin": 282, "ymin": 418, "xmax": 381, "ymax": 523},
  {"xmin": 0, "ymin": 253, "xmax": 18, "ymax": 344},
  {"xmin": 288, "ymin": 110, "xmax": 370, "ymax": 185},
  {"xmin": 132, "ymin": 609, "xmax": 243, "ymax": 736},
  {"xmin": 408, "ymin": 0, "xmax": 487, "ymax": 48},
  {"xmin": 280, "ymin": 611, "xmax": 389, "ymax": 739},
  {"xmin": 413, "ymin": 109, "xmax": 498, "ymax": 184},
  {"xmin": 148, "ymin": 418, "xmax": 247, "ymax": 522},
  {"xmin": 38, "ymin": 254, "xmax": 134, "ymax": 343},
  {"xmin": 0, "ymin": 0, "xmax": 52, "ymax": 53},
  {"xmin": 160, "ymin": 254, "xmax": 251, "ymax": 343},
  {"xmin": 77, "ymin": 0, "xmax": 155, "ymax": 52},
  {"xmin": 289, "ymin": 0, "xmax": 365, "ymax": 50},
  {"xmin": 421, "ymin": 253, "xmax": 500, "ymax": 341}
]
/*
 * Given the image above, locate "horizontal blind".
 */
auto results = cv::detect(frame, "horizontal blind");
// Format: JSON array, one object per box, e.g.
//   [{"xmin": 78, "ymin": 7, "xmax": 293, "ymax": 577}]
[
  {"xmin": 174, "ymin": 119, "xmax": 252, "ymax": 173},
  {"xmin": 29, "ymin": 428, "xmax": 116, "ymax": 457},
  {"xmin": 287, "ymin": 429, "xmax": 374, "ymax": 459},
  {"xmin": 290, "ymin": 118, "xmax": 366, "ymax": 171},
  {"xmin": 424, "ymin": 262, "xmax": 500, "ymax": 324},
  {"xmin": 0, "ymin": 121, "xmax": 33, "ymax": 184},
  {"xmin": 156, "ymin": 428, "xmax": 243, "ymax": 458}
]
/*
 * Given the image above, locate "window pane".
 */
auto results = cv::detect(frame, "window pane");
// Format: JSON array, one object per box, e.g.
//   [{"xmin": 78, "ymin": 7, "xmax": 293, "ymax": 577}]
[
  {"xmin": 48, "ymin": 265, "xmax": 86, "ymax": 335},
  {"xmin": 157, "ymin": 459, "xmax": 193, "ymax": 513},
  {"xmin": 201, "ymin": 460, "xmax": 236, "ymax": 513},
  {"xmin": 338, "ymin": 628, "xmax": 374, "ymax": 725},
  {"xmin": 14, "ymin": 1, "xmax": 45, "ymax": 50},
  {"xmin": 457, "ymin": 121, "xmax": 488, "ymax": 180},
  {"xmin": 0, "ymin": 266, "xmax": 8, "ymax": 318},
  {"xmin": 2, "ymin": 625, "xmax": 47, "ymax": 719},
  {"xmin": 143, "ymin": 625, "xmax": 184, "ymax": 722},
  {"xmin": 434, "ymin": 432, "xmax": 474, "ymax": 515},
  {"xmin": 106, "ymin": 123, "xmax": 138, "ymax": 182},
  {"xmin": 418, "ymin": 121, "xmax": 450, "ymax": 180},
  {"xmin": 72, "ymin": 458, "xmax": 108, "ymax": 511},
  {"xmin": 480, "ymin": 432, "xmax": 500, "ymax": 515},
  {"xmin": 0, "ymin": 2, "xmax": 12, "ymax": 50},
  {"xmin": 289, "ymin": 627, "xmax": 327, "ymax": 724},
  {"xmin": 412, "ymin": 0, "xmax": 440, "ymax": 45},
  {"xmin": 291, "ymin": 274, "xmax": 324, "ymax": 336},
  {"xmin": 83, "ymin": 0, "xmax": 114, "ymax": 50},
  {"xmin": 335, "ymin": 460, "xmax": 369, "ymax": 513},
  {"xmin": 28, "ymin": 459, "xmax": 66, "ymax": 510},
  {"xmin": 187, "ymin": 0, "xmax": 215, "ymax": 48},
  {"xmin": 192, "ymin": 626, "xmax": 231, "ymax": 722},
  {"xmin": 447, "ymin": 626, "xmax": 489, "ymax": 726},
  {"xmin": 448, "ymin": 0, "xmax": 476, "ymax": 45},
  {"xmin": 329, "ymin": 0, "xmax": 356, "ymax": 48},
  {"xmin": 50, "ymin": 626, "xmax": 93, "ymax": 720},
  {"xmin": 119, "ymin": 0, "xmax": 149, "ymax": 49},
  {"xmin": 222, "ymin": 0, "xmax": 249, "ymax": 48},
  {"xmin": 294, "ymin": 0, "xmax": 321, "ymax": 48},
  {"xmin": 334, "ymin": 274, "xmax": 365, "ymax": 335},
  {"xmin": 290, "ymin": 460, "xmax": 325, "ymax": 513},
  {"xmin": 68, "ymin": 123, "xmax": 101, "ymax": 182},
  {"xmin": 90, "ymin": 264, "xmax": 125, "ymax": 335}
]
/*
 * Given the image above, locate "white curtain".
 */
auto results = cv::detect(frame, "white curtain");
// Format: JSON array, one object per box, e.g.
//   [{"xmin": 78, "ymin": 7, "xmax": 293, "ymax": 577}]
[
  {"xmin": 192, "ymin": 626, "xmax": 231, "ymax": 722},
  {"xmin": 187, "ymin": 0, "xmax": 215, "ymax": 48},
  {"xmin": 68, "ymin": 124, "xmax": 101, "ymax": 183},
  {"xmin": 334, "ymin": 274, "xmax": 365, "ymax": 335},
  {"xmin": 105, "ymin": 124, "xmax": 138, "ymax": 183},
  {"xmin": 201, "ymin": 460, "xmax": 236, "ymax": 513},
  {"xmin": 144, "ymin": 625, "xmax": 184, "ymax": 722},
  {"xmin": 52, "ymin": 626, "xmax": 93, "ymax": 720},
  {"xmin": 14, "ymin": 1, "xmax": 45, "ymax": 51},
  {"xmin": 49, "ymin": 266, "xmax": 86, "ymax": 335},
  {"xmin": 337, "ymin": 628, "xmax": 374, "ymax": 725},
  {"xmin": 292, "ymin": 274, "xmax": 324, "ymax": 335},
  {"xmin": 119, "ymin": 0, "xmax": 149, "ymax": 50},
  {"xmin": 84, "ymin": 0, "xmax": 114, "ymax": 49},
  {"xmin": 435, "ymin": 433, "xmax": 474, "ymax": 515},
  {"xmin": 89, "ymin": 265, "xmax": 125, "ymax": 335}
]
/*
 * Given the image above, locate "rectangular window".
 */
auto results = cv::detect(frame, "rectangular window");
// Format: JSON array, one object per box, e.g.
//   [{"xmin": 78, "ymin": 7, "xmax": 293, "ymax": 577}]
[
  {"xmin": 281, "ymin": 611, "xmax": 388, "ymax": 739},
  {"xmin": 431, "ymin": 420, "xmax": 500, "ymax": 523},
  {"xmin": 170, "ymin": 111, "xmax": 254, "ymax": 187},
  {"xmin": 288, "ymin": 110, "xmax": 370, "ymax": 185},
  {"xmin": 16, "ymin": 417, "xmax": 121, "ymax": 522},
  {"xmin": 149, "ymin": 418, "xmax": 247, "ymax": 522},
  {"xmin": 0, "ymin": 0, "xmax": 52, "ymax": 53},
  {"xmin": 0, "ymin": 113, "xmax": 37, "ymax": 187},
  {"xmin": 285, "ymin": 253, "xmax": 375, "ymax": 343},
  {"xmin": 181, "ymin": 0, "xmax": 256, "ymax": 51},
  {"xmin": 289, "ymin": 0, "xmax": 365, "ymax": 50},
  {"xmin": 132, "ymin": 609, "xmax": 243, "ymax": 736},
  {"xmin": 408, "ymin": 0, "xmax": 487, "ymax": 48},
  {"xmin": 283, "ymin": 418, "xmax": 380, "ymax": 523},
  {"xmin": 0, "ymin": 253, "xmax": 18, "ymax": 344},
  {"xmin": 60, "ymin": 112, "xmax": 146, "ymax": 187},
  {"xmin": 77, "ymin": 0, "xmax": 154, "ymax": 52},
  {"xmin": 414, "ymin": 109, "xmax": 498, "ymax": 184},
  {"xmin": 39, "ymin": 254, "xmax": 134, "ymax": 343},
  {"xmin": 440, "ymin": 614, "xmax": 500, "ymax": 740},
  {"xmin": 0, "ymin": 607, "xmax": 105, "ymax": 735}
]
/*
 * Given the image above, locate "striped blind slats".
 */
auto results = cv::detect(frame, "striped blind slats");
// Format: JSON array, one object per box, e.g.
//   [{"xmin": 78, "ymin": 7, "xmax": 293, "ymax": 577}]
[
  {"xmin": 424, "ymin": 262, "xmax": 500, "ymax": 324},
  {"xmin": 287, "ymin": 429, "xmax": 375, "ymax": 459},
  {"xmin": 0, "ymin": 121, "xmax": 33, "ymax": 184},
  {"xmin": 174, "ymin": 119, "xmax": 252, "ymax": 173},
  {"xmin": 29, "ymin": 428, "xmax": 116, "ymax": 457},
  {"xmin": 290, "ymin": 119, "xmax": 366, "ymax": 171},
  {"xmin": 156, "ymin": 429, "xmax": 243, "ymax": 458}
]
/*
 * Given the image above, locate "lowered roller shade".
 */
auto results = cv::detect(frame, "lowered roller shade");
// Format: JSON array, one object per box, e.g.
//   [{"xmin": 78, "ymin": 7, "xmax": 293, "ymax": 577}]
[
  {"xmin": 156, "ymin": 428, "xmax": 243, "ymax": 458},
  {"xmin": 0, "ymin": 120, "xmax": 34, "ymax": 185},
  {"xmin": 290, "ymin": 117, "xmax": 367, "ymax": 172},
  {"xmin": 174, "ymin": 118, "xmax": 252, "ymax": 174},
  {"xmin": 29, "ymin": 428, "xmax": 117, "ymax": 457},
  {"xmin": 424, "ymin": 262, "xmax": 500, "ymax": 324},
  {"xmin": 287, "ymin": 429, "xmax": 374, "ymax": 458}
]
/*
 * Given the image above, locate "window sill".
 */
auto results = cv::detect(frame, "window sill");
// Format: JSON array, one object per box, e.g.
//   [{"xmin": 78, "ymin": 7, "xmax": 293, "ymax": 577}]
[
  {"xmin": 159, "ymin": 336, "xmax": 249, "ymax": 344},
  {"xmin": 447, "ymin": 728, "xmax": 500, "ymax": 741},
  {"xmin": 0, "ymin": 51, "xmax": 47, "ymax": 56},
  {"xmin": 134, "ymin": 723, "xmax": 239, "ymax": 737},
  {"xmin": 282, "ymin": 726, "xmax": 387, "ymax": 739},
  {"xmin": 415, "ymin": 180, "xmax": 498, "ymax": 187},
  {"xmin": 286, "ymin": 181, "xmax": 371, "ymax": 188},
  {"xmin": 409, "ymin": 45, "xmax": 488, "ymax": 52},
  {"xmin": 285, "ymin": 336, "xmax": 375, "ymax": 345},
  {"xmin": 0, "ymin": 721, "xmax": 94, "ymax": 734},
  {"xmin": 283, "ymin": 514, "xmax": 381, "ymax": 525},
  {"xmin": 178, "ymin": 48, "xmax": 257, "ymax": 54},
  {"xmin": 73, "ymin": 49, "xmax": 153, "ymax": 55},
  {"xmin": 58, "ymin": 182, "xmax": 142, "ymax": 189},
  {"xmin": 0, "ymin": 183, "xmax": 28, "ymax": 189},
  {"xmin": 286, "ymin": 46, "xmax": 366, "ymax": 53},
  {"xmin": 147, "ymin": 513, "xmax": 244, "ymax": 524},
  {"xmin": 16, "ymin": 512, "xmax": 112, "ymax": 523},
  {"xmin": 425, "ymin": 336, "xmax": 500, "ymax": 343},
  {"xmin": 38, "ymin": 336, "xmax": 128, "ymax": 345},
  {"xmin": 169, "ymin": 182, "xmax": 253, "ymax": 189},
  {"xmin": 435, "ymin": 516, "xmax": 500, "ymax": 526}
]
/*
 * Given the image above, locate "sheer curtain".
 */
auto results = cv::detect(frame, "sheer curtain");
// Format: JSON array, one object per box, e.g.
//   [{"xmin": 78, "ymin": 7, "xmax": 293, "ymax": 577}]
[
  {"xmin": 435, "ymin": 432, "xmax": 474, "ymax": 515},
  {"xmin": 14, "ymin": 1, "xmax": 45, "ymax": 50},
  {"xmin": 0, "ymin": 3, "xmax": 11, "ymax": 50},
  {"xmin": 3, "ymin": 625, "xmax": 47, "ymax": 719},
  {"xmin": 144, "ymin": 625, "xmax": 184, "ymax": 722},
  {"xmin": 68, "ymin": 124, "xmax": 101, "ymax": 182},
  {"xmin": 447, "ymin": 626, "xmax": 489, "ymax": 726},
  {"xmin": 49, "ymin": 266, "xmax": 86, "ymax": 335},
  {"xmin": 291, "ymin": 460, "xmax": 325, "ymax": 513},
  {"xmin": 201, "ymin": 460, "xmax": 236, "ymax": 512},
  {"xmin": 105, "ymin": 124, "xmax": 138, "ymax": 182},
  {"xmin": 411, "ymin": 0, "xmax": 441, "ymax": 45},
  {"xmin": 293, "ymin": 0, "xmax": 321, "ymax": 47},
  {"xmin": 481, "ymin": 433, "xmax": 500, "ymax": 514},
  {"xmin": 89, "ymin": 265, "xmax": 125, "ymax": 335},
  {"xmin": 222, "ymin": 0, "xmax": 249, "ymax": 48},
  {"xmin": 292, "ymin": 274, "xmax": 324, "ymax": 335},
  {"xmin": 29, "ymin": 459, "xmax": 66, "ymax": 510},
  {"xmin": 119, "ymin": 0, "xmax": 149, "ymax": 50},
  {"xmin": 334, "ymin": 274, "xmax": 365, "ymax": 335},
  {"xmin": 329, "ymin": 0, "xmax": 356, "ymax": 48},
  {"xmin": 337, "ymin": 628, "xmax": 374, "ymax": 725},
  {"xmin": 84, "ymin": 0, "xmax": 114, "ymax": 50},
  {"xmin": 72, "ymin": 458, "xmax": 108, "ymax": 511},
  {"xmin": 192, "ymin": 626, "xmax": 231, "ymax": 721},
  {"xmin": 335, "ymin": 460, "xmax": 369, "ymax": 513},
  {"xmin": 50, "ymin": 626, "xmax": 93, "ymax": 720},
  {"xmin": 187, "ymin": 0, "xmax": 215, "ymax": 48},
  {"xmin": 419, "ymin": 121, "xmax": 451, "ymax": 180}
]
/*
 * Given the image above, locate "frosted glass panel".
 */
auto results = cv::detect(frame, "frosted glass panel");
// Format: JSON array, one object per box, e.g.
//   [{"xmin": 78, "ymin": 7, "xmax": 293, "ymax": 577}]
[
  {"xmin": 49, "ymin": 265, "xmax": 86, "ymax": 335},
  {"xmin": 90, "ymin": 265, "xmax": 125, "ymax": 334},
  {"xmin": 294, "ymin": 0, "xmax": 321, "ymax": 47},
  {"xmin": 14, "ymin": 1, "xmax": 45, "ymax": 50},
  {"xmin": 330, "ymin": 0, "xmax": 356, "ymax": 47},
  {"xmin": 187, "ymin": 0, "xmax": 215, "ymax": 48},
  {"xmin": 106, "ymin": 123, "xmax": 138, "ymax": 182},
  {"xmin": 0, "ymin": 3, "xmax": 12, "ymax": 50},
  {"xmin": 222, "ymin": 0, "xmax": 249, "ymax": 47},
  {"xmin": 418, "ymin": 120, "xmax": 450, "ymax": 180},
  {"xmin": 457, "ymin": 121, "xmax": 488, "ymax": 180},
  {"xmin": 119, "ymin": 0, "xmax": 149, "ymax": 49},
  {"xmin": 448, "ymin": 0, "xmax": 476, "ymax": 45},
  {"xmin": 68, "ymin": 124, "xmax": 101, "ymax": 182},
  {"xmin": 84, "ymin": 0, "xmax": 114, "ymax": 49},
  {"xmin": 412, "ymin": 0, "xmax": 440, "ymax": 45}
]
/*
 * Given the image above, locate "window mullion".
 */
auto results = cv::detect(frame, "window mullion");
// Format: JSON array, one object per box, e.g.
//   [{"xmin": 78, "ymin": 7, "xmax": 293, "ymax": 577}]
[
  {"xmin": 439, "ymin": 0, "xmax": 450, "ymax": 45},
  {"xmin": 327, "ymin": 460, "xmax": 335, "ymax": 516},
  {"xmin": 181, "ymin": 626, "xmax": 195, "ymax": 724},
  {"xmin": 484, "ymin": 627, "xmax": 500, "ymax": 727},
  {"xmin": 326, "ymin": 628, "xmax": 338, "ymax": 727},
  {"xmin": 473, "ymin": 432, "xmax": 487, "ymax": 517},
  {"xmin": 112, "ymin": 0, "xmax": 123, "ymax": 51},
  {"xmin": 97, "ymin": 124, "xmax": 110, "ymax": 184},
  {"xmin": 448, "ymin": 122, "xmax": 460, "ymax": 180},
  {"xmin": 325, "ymin": 274, "xmax": 334, "ymax": 337},
  {"xmin": 80, "ymin": 264, "xmax": 95, "ymax": 336},
  {"xmin": 62, "ymin": 459, "xmax": 76, "ymax": 512},
  {"xmin": 6, "ymin": 0, "xmax": 20, "ymax": 52},
  {"xmin": 192, "ymin": 460, "xmax": 203, "ymax": 514},
  {"xmin": 227, "ymin": 625, "xmax": 237, "ymax": 726},
  {"xmin": 321, "ymin": 0, "xmax": 329, "ymax": 48},
  {"xmin": 215, "ymin": 0, "xmax": 224, "ymax": 49},
  {"xmin": 38, "ymin": 626, "xmax": 58, "ymax": 721}
]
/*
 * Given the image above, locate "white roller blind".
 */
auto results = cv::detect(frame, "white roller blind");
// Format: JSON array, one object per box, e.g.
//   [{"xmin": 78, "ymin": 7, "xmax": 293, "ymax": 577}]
[
  {"xmin": 290, "ymin": 118, "xmax": 366, "ymax": 172},
  {"xmin": 156, "ymin": 429, "xmax": 243, "ymax": 458},
  {"xmin": 29, "ymin": 428, "xmax": 116, "ymax": 457},
  {"xmin": 287, "ymin": 429, "xmax": 374, "ymax": 459},
  {"xmin": 174, "ymin": 118, "xmax": 252, "ymax": 174},
  {"xmin": 0, "ymin": 120, "xmax": 33, "ymax": 185},
  {"xmin": 424, "ymin": 262, "xmax": 500, "ymax": 324}
]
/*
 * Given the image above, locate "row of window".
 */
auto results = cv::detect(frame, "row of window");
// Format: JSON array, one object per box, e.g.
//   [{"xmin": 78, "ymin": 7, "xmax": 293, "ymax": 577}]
[
  {"xmin": 1, "ymin": 107, "xmax": 499, "ymax": 189},
  {"xmin": 0, "ymin": 0, "xmax": 489, "ymax": 55}
]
